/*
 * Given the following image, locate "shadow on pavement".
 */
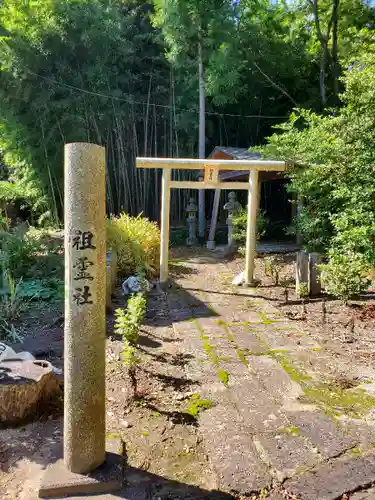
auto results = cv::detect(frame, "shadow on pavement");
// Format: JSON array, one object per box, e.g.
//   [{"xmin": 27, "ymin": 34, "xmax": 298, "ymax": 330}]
[{"xmin": 115, "ymin": 465, "xmax": 236, "ymax": 499}]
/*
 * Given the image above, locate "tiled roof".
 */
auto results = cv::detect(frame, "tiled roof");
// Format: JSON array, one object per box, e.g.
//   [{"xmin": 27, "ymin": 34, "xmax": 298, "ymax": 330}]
[{"xmin": 209, "ymin": 146, "xmax": 263, "ymax": 161}]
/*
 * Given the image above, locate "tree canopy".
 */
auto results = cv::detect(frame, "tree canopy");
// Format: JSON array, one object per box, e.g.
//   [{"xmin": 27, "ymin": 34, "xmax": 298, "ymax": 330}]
[{"xmin": 0, "ymin": 0, "xmax": 374, "ymax": 225}]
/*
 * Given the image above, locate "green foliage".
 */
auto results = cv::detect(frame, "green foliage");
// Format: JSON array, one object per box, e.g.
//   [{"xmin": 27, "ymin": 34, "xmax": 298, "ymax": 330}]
[
  {"xmin": 297, "ymin": 282, "xmax": 309, "ymax": 299},
  {"xmin": 0, "ymin": 275, "xmax": 25, "ymax": 341},
  {"xmin": 264, "ymin": 256, "xmax": 283, "ymax": 286},
  {"xmin": 1, "ymin": 232, "xmax": 43, "ymax": 279},
  {"xmin": 0, "ymin": 211, "xmax": 10, "ymax": 231},
  {"xmin": 115, "ymin": 292, "xmax": 146, "ymax": 364},
  {"xmin": 320, "ymin": 253, "xmax": 370, "ymax": 302},
  {"xmin": 232, "ymin": 209, "xmax": 268, "ymax": 246},
  {"xmin": 107, "ymin": 213, "xmax": 160, "ymax": 278},
  {"xmin": 187, "ymin": 394, "xmax": 212, "ymax": 418},
  {"xmin": 18, "ymin": 278, "xmax": 64, "ymax": 301},
  {"xmin": 114, "ymin": 291, "xmax": 147, "ymax": 397},
  {"xmin": 0, "ymin": 0, "xmax": 374, "ymax": 224},
  {"xmin": 260, "ymin": 32, "xmax": 375, "ymax": 298},
  {"xmin": 0, "ymin": 228, "xmax": 63, "ymax": 281},
  {"xmin": 115, "ymin": 293, "xmax": 147, "ymax": 347}
]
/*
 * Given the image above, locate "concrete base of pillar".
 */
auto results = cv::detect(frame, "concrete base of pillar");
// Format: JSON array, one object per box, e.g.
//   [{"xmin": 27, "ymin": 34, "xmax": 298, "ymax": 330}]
[
  {"xmin": 206, "ymin": 240, "xmax": 216, "ymax": 250},
  {"xmin": 39, "ymin": 439, "xmax": 124, "ymax": 498}
]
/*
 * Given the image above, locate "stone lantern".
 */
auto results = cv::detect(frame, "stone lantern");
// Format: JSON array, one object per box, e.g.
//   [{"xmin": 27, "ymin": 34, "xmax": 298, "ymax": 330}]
[
  {"xmin": 186, "ymin": 197, "xmax": 198, "ymax": 246},
  {"xmin": 223, "ymin": 191, "xmax": 242, "ymax": 249}
]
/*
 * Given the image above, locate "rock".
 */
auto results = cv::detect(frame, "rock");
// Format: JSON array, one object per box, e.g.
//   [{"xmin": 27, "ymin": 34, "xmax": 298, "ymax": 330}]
[
  {"xmin": 232, "ymin": 271, "xmax": 244, "ymax": 286},
  {"xmin": 285, "ymin": 452, "xmax": 375, "ymax": 500},
  {"xmin": 0, "ymin": 359, "xmax": 61, "ymax": 426}
]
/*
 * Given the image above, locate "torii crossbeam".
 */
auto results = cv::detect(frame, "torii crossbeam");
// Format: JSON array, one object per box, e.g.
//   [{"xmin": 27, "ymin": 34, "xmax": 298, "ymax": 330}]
[{"xmin": 136, "ymin": 157, "xmax": 287, "ymax": 285}]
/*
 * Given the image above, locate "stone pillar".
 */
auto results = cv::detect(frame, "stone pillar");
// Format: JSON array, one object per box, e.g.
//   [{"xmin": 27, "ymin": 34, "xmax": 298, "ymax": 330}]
[
  {"xmin": 207, "ymin": 188, "xmax": 221, "ymax": 250},
  {"xmin": 296, "ymin": 251, "xmax": 309, "ymax": 298},
  {"xmin": 186, "ymin": 198, "xmax": 198, "ymax": 246},
  {"xmin": 198, "ymin": 176, "xmax": 205, "ymax": 239},
  {"xmin": 64, "ymin": 143, "xmax": 106, "ymax": 474},
  {"xmin": 224, "ymin": 191, "xmax": 242, "ymax": 249},
  {"xmin": 309, "ymin": 252, "xmax": 322, "ymax": 297}
]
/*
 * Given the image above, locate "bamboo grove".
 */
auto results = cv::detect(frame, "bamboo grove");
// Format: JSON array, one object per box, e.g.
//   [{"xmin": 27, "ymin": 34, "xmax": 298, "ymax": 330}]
[{"xmin": 0, "ymin": 0, "xmax": 374, "ymax": 223}]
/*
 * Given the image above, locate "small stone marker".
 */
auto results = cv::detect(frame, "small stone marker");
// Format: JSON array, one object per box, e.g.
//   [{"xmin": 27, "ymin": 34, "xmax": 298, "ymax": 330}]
[
  {"xmin": 296, "ymin": 251, "xmax": 322, "ymax": 297},
  {"xmin": 39, "ymin": 143, "xmax": 123, "ymax": 497},
  {"xmin": 296, "ymin": 251, "xmax": 309, "ymax": 298},
  {"xmin": 308, "ymin": 252, "xmax": 322, "ymax": 296}
]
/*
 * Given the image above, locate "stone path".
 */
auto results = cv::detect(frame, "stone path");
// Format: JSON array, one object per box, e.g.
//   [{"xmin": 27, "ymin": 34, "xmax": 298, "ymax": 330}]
[{"xmin": 167, "ymin": 254, "xmax": 375, "ymax": 499}]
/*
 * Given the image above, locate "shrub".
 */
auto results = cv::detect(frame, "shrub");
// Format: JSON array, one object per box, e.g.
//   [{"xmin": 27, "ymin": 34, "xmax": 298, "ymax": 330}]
[
  {"xmin": 0, "ymin": 232, "xmax": 42, "ymax": 279},
  {"xmin": 114, "ymin": 292, "xmax": 147, "ymax": 398},
  {"xmin": 320, "ymin": 253, "xmax": 370, "ymax": 303},
  {"xmin": 107, "ymin": 213, "xmax": 160, "ymax": 278},
  {"xmin": 232, "ymin": 209, "xmax": 268, "ymax": 247},
  {"xmin": 114, "ymin": 293, "xmax": 147, "ymax": 347},
  {"xmin": 0, "ymin": 276, "xmax": 25, "ymax": 341},
  {"xmin": 0, "ymin": 211, "xmax": 10, "ymax": 231},
  {"xmin": 0, "ymin": 228, "xmax": 63, "ymax": 281}
]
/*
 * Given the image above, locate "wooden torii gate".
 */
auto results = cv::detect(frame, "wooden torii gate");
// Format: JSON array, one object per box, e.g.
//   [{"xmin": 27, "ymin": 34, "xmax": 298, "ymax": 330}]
[{"xmin": 136, "ymin": 157, "xmax": 287, "ymax": 285}]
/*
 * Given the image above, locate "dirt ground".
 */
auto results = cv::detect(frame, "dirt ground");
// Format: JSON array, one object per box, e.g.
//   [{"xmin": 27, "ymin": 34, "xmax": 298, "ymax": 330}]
[{"xmin": 1, "ymin": 247, "xmax": 375, "ymax": 499}]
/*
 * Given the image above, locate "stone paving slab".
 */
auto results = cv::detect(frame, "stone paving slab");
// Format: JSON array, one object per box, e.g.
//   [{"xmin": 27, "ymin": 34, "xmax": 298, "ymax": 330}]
[
  {"xmin": 287, "ymin": 410, "xmax": 357, "ymax": 459},
  {"xmin": 351, "ymin": 489, "xmax": 375, "ymax": 499},
  {"xmin": 229, "ymin": 373, "xmax": 290, "ymax": 434},
  {"xmin": 226, "ymin": 324, "xmax": 266, "ymax": 353},
  {"xmin": 198, "ymin": 405, "xmax": 272, "ymax": 494},
  {"xmin": 285, "ymin": 452, "xmax": 375, "ymax": 500},
  {"xmin": 249, "ymin": 355, "xmax": 303, "ymax": 403},
  {"xmin": 255, "ymin": 432, "xmax": 321, "ymax": 481}
]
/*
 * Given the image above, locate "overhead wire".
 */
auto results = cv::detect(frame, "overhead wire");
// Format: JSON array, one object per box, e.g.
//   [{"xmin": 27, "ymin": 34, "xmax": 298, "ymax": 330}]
[{"xmin": 28, "ymin": 70, "xmax": 289, "ymax": 120}]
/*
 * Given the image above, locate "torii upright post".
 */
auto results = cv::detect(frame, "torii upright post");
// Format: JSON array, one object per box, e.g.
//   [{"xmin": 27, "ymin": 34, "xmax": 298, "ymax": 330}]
[
  {"xmin": 244, "ymin": 170, "xmax": 259, "ymax": 286},
  {"xmin": 160, "ymin": 168, "xmax": 171, "ymax": 283}
]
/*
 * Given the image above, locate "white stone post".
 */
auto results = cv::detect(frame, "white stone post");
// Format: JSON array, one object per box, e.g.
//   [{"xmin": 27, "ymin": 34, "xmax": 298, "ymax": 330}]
[
  {"xmin": 160, "ymin": 168, "xmax": 171, "ymax": 283},
  {"xmin": 244, "ymin": 171, "xmax": 259, "ymax": 285},
  {"xmin": 198, "ymin": 176, "xmax": 205, "ymax": 239},
  {"xmin": 207, "ymin": 188, "xmax": 221, "ymax": 250},
  {"xmin": 64, "ymin": 143, "xmax": 106, "ymax": 474}
]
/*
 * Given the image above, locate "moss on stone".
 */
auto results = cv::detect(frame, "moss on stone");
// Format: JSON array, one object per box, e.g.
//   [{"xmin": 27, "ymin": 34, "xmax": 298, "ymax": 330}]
[
  {"xmin": 270, "ymin": 351, "xmax": 375, "ymax": 418},
  {"xmin": 218, "ymin": 368, "xmax": 229, "ymax": 386},
  {"xmin": 350, "ymin": 447, "xmax": 362, "ymax": 456},
  {"xmin": 236, "ymin": 348, "xmax": 249, "ymax": 366},
  {"xmin": 187, "ymin": 394, "xmax": 213, "ymax": 417},
  {"xmin": 106, "ymin": 432, "xmax": 121, "ymax": 439},
  {"xmin": 279, "ymin": 426, "xmax": 301, "ymax": 437},
  {"xmin": 195, "ymin": 320, "xmax": 230, "ymax": 387},
  {"xmin": 295, "ymin": 465, "xmax": 312, "ymax": 475},
  {"xmin": 300, "ymin": 384, "xmax": 375, "ymax": 418},
  {"xmin": 258, "ymin": 312, "xmax": 279, "ymax": 324},
  {"xmin": 272, "ymin": 352, "xmax": 312, "ymax": 384}
]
